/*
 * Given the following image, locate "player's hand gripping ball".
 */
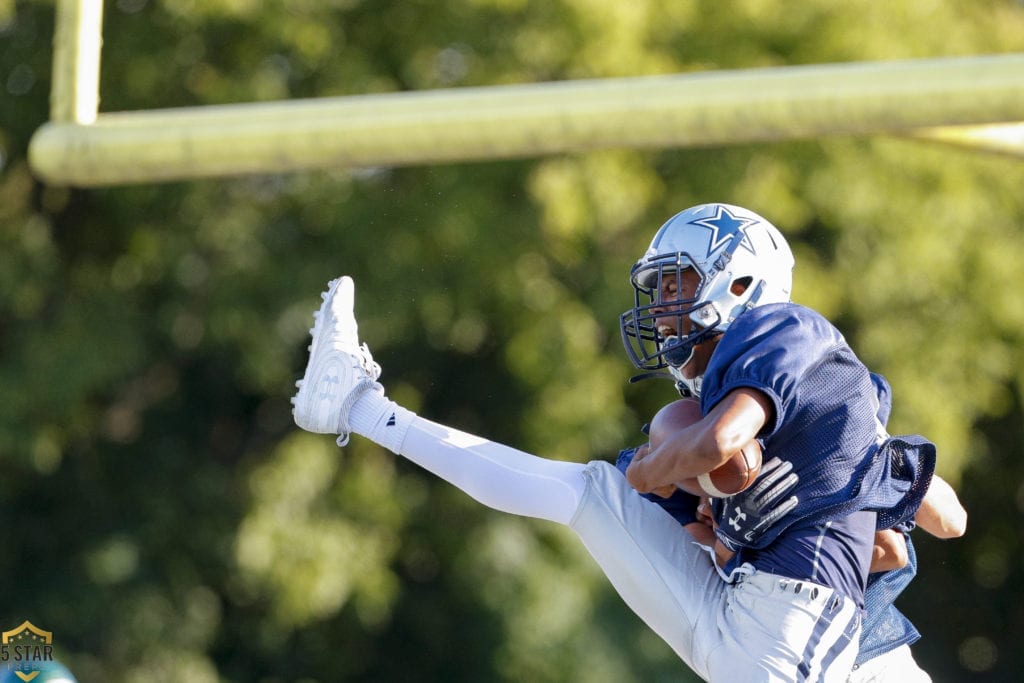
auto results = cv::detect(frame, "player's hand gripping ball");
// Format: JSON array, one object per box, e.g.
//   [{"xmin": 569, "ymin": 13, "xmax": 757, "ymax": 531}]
[{"xmin": 648, "ymin": 398, "xmax": 762, "ymax": 498}]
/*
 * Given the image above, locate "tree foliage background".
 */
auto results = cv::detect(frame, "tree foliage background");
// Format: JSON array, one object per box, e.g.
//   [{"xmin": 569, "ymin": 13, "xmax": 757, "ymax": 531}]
[{"xmin": 2, "ymin": 1, "xmax": 1024, "ymax": 681}]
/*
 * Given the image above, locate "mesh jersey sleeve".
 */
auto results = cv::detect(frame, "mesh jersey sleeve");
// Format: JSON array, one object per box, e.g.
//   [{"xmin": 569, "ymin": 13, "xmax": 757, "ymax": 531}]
[
  {"xmin": 856, "ymin": 533, "xmax": 922, "ymax": 664},
  {"xmin": 699, "ymin": 303, "xmax": 850, "ymax": 439},
  {"xmin": 699, "ymin": 303, "xmax": 935, "ymax": 547},
  {"xmin": 870, "ymin": 372, "xmax": 893, "ymax": 427},
  {"xmin": 856, "ymin": 383, "xmax": 922, "ymax": 664}
]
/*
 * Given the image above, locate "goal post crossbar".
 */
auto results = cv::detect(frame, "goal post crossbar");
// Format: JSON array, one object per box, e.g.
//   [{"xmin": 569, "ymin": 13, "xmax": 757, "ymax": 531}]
[{"xmin": 28, "ymin": 0, "xmax": 1024, "ymax": 186}]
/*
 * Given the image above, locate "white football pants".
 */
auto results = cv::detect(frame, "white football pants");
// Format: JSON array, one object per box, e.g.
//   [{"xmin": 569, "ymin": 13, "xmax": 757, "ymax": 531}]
[
  {"xmin": 847, "ymin": 644, "xmax": 931, "ymax": 683},
  {"xmin": 350, "ymin": 397, "xmax": 861, "ymax": 682}
]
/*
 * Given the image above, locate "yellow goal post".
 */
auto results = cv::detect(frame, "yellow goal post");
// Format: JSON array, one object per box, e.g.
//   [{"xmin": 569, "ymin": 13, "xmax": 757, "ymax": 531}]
[{"xmin": 27, "ymin": 0, "xmax": 1024, "ymax": 187}]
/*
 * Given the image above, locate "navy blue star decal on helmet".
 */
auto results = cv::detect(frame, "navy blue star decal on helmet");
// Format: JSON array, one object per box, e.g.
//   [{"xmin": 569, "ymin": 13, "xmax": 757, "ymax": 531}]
[{"xmin": 688, "ymin": 205, "xmax": 759, "ymax": 257}]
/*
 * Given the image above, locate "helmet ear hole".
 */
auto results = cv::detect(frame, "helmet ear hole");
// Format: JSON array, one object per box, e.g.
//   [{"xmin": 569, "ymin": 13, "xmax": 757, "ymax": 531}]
[{"xmin": 730, "ymin": 276, "xmax": 753, "ymax": 296}]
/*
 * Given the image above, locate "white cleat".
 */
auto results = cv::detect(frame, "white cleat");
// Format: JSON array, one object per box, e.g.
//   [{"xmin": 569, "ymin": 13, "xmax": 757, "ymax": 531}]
[{"xmin": 292, "ymin": 276, "xmax": 382, "ymax": 445}]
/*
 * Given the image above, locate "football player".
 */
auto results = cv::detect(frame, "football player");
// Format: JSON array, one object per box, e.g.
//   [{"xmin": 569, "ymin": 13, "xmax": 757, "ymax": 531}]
[
  {"xmin": 292, "ymin": 203, "xmax": 934, "ymax": 680},
  {"xmin": 620, "ymin": 371, "xmax": 967, "ymax": 682}
]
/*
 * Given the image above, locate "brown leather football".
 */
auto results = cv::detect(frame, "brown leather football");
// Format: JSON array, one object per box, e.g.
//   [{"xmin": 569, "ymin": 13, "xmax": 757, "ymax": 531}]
[{"xmin": 648, "ymin": 398, "xmax": 762, "ymax": 498}]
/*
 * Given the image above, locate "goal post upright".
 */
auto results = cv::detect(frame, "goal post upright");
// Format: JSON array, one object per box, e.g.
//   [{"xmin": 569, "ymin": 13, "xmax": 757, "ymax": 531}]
[{"xmin": 49, "ymin": 0, "xmax": 104, "ymax": 125}]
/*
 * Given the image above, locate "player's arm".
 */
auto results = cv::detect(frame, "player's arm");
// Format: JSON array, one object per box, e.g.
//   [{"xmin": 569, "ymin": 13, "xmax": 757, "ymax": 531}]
[
  {"xmin": 870, "ymin": 528, "xmax": 909, "ymax": 572},
  {"xmin": 683, "ymin": 497, "xmax": 717, "ymax": 547},
  {"xmin": 915, "ymin": 473, "xmax": 967, "ymax": 539},
  {"xmin": 683, "ymin": 521, "xmax": 716, "ymax": 547},
  {"xmin": 691, "ymin": 496, "xmax": 736, "ymax": 567},
  {"xmin": 626, "ymin": 387, "xmax": 772, "ymax": 495},
  {"xmin": 869, "ymin": 474, "xmax": 965, "ymax": 573}
]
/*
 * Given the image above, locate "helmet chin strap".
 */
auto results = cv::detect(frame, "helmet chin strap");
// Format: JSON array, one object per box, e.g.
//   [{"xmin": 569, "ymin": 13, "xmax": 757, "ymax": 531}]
[
  {"xmin": 671, "ymin": 367, "xmax": 702, "ymax": 398},
  {"xmin": 662, "ymin": 333, "xmax": 711, "ymax": 398},
  {"xmin": 662, "ymin": 335, "xmax": 696, "ymax": 367}
]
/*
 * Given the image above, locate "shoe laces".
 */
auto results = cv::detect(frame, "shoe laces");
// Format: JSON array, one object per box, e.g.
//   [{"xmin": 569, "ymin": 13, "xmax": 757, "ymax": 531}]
[
  {"xmin": 334, "ymin": 344, "xmax": 383, "ymax": 447},
  {"xmin": 354, "ymin": 342, "xmax": 382, "ymax": 382}
]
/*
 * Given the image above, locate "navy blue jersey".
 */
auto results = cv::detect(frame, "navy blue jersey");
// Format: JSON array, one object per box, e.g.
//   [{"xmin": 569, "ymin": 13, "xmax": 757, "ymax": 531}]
[
  {"xmin": 859, "ymin": 376, "xmax": 922, "ymax": 663},
  {"xmin": 701, "ymin": 303, "xmax": 934, "ymax": 542},
  {"xmin": 736, "ymin": 509, "xmax": 877, "ymax": 606},
  {"xmin": 625, "ymin": 355, "xmax": 925, "ymax": 633},
  {"xmin": 856, "ymin": 530, "xmax": 921, "ymax": 665},
  {"xmin": 869, "ymin": 372, "xmax": 893, "ymax": 427}
]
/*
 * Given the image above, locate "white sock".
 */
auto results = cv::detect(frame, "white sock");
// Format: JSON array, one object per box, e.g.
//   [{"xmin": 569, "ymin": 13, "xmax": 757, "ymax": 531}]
[
  {"xmin": 348, "ymin": 390, "xmax": 586, "ymax": 525},
  {"xmin": 348, "ymin": 388, "xmax": 415, "ymax": 454}
]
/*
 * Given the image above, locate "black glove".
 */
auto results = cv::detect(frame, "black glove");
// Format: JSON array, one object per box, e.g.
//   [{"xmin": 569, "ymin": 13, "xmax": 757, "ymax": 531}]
[{"xmin": 712, "ymin": 456, "xmax": 799, "ymax": 552}]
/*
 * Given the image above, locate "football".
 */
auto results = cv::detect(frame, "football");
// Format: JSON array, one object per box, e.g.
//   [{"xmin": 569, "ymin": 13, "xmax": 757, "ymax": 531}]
[{"xmin": 647, "ymin": 398, "xmax": 762, "ymax": 498}]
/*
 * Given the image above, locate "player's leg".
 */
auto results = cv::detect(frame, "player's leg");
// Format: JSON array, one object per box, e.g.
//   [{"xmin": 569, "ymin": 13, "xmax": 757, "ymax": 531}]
[
  {"xmin": 349, "ymin": 392, "xmax": 729, "ymax": 674},
  {"xmin": 707, "ymin": 571, "xmax": 862, "ymax": 681},
  {"xmin": 569, "ymin": 459, "xmax": 727, "ymax": 679},
  {"xmin": 847, "ymin": 644, "xmax": 932, "ymax": 683},
  {"xmin": 351, "ymin": 382, "xmax": 728, "ymax": 675},
  {"xmin": 368, "ymin": 404, "xmax": 590, "ymax": 524},
  {"xmin": 292, "ymin": 277, "xmax": 728, "ymax": 672},
  {"xmin": 292, "ymin": 277, "xmax": 588, "ymax": 524},
  {"xmin": 377, "ymin": 406, "xmax": 730, "ymax": 675}
]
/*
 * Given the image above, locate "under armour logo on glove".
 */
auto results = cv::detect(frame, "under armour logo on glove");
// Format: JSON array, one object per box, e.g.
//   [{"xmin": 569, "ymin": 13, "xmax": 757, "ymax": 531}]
[
  {"xmin": 713, "ymin": 457, "xmax": 799, "ymax": 552},
  {"xmin": 728, "ymin": 507, "xmax": 747, "ymax": 531}
]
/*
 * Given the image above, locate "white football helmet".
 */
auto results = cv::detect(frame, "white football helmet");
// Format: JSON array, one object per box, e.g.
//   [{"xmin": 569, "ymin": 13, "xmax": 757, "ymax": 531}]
[{"xmin": 620, "ymin": 203, "xmax": 794, "ymax": 388}]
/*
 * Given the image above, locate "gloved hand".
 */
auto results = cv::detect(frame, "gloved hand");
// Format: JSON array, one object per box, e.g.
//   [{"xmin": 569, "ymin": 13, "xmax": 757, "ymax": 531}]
[{"xmin": 712, "ymin": 456, "xmax": 799, "ymax": 552}]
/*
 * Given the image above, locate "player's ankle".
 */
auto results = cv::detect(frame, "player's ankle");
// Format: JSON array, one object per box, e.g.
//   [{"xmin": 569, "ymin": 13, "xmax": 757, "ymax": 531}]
[{"xmin": 349, "ymin": 389, "xmax": 414, "ymax": 453}]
